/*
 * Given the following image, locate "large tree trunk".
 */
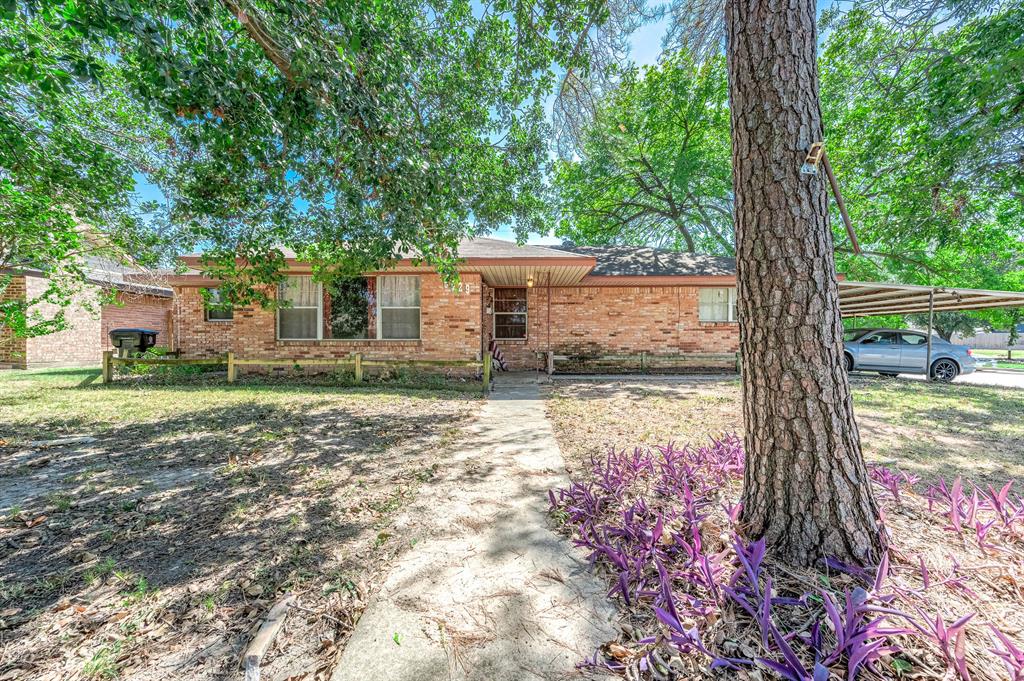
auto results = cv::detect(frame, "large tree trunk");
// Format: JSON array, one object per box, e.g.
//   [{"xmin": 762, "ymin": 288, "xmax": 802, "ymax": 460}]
[{"xmin": 726, "ymin": 0, "xmax": 886, "ymax": 566}]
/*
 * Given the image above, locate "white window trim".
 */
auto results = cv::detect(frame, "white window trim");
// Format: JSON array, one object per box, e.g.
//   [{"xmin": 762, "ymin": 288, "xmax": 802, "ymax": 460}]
[
  {"xmin": 276, "ymin": 277, "xmax": 323, "ymax": 341},
  {"xmin": 492, "ymin": 288, "xmax": 528, "ymax": 341},
  {"xmin": 376, "ymin": 275, "xmax": 422, "ymax": 340},
  {"xmin": 276, "ymin": 275, "xmax": 423, "ymax": 341},
  {"xmin": 699, "ymin": 287, "xmax": 738, "ymax": 323}
]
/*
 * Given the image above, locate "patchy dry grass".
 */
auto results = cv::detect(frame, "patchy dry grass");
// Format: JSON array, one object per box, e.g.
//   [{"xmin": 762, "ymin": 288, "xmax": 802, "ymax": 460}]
[
  {"xmin": 0, "ymin": 369, "xmax": 481, "ymax": 681},
  {"xmin": 545, "ymin": 374, "xmax": 1024, "ymax": 488}
]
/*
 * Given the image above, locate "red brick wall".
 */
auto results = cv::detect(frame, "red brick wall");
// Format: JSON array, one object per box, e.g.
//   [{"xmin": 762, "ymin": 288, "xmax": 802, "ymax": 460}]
[
  {"xmin": 23, "ymin": 275, "xmax": 104, "ymax": 368},
  {"xmin": 173, "ymin": 274, "xmax": 484, "ymax": 371},
  {"xmin": 483, "ymin": 284, "xmax": 740, "ymax": 370},
  {"xmin": 1, "ymin": 275, "xmax": 171, "ymax": 368},
  {"xmin": 172, "ymin": 286, "xmax": 236, "ymax": 358},
  {"xmin": 172, "ymin": 273, "xmax": 738, "ymax": 372},
  {"xmin": 0, "ymin": 275, "xmax": 27, "ymax": 368},
  {"xmin": 101, "ymin": 292, "xmax": 173, "ymax": 351}
]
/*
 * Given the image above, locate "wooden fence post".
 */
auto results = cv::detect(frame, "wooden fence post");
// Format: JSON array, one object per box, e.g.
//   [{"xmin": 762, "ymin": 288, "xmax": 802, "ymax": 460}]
[
  {"xmin": 101, "ymin": 351, "xmax": 112, "ymax": 384},
  {"xmin": 482, "ymin": 353, "xmax": 491, "ymax": 394},
  {"xmin": 227, "ymin": 352, "xmax": 235, "ymax": 383},
  {"xmin": 354, "ymin": 353, "xmax": 363, "ymax": 382}
]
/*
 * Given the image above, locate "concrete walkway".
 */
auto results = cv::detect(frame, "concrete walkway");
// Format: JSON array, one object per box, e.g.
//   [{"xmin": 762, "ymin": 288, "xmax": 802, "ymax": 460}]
[{"xmin": 331, "ymin": 379, "xmax": 617, "ymax": 681}]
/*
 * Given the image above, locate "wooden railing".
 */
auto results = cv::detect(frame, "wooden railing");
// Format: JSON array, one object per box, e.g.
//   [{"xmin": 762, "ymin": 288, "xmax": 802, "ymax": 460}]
[
  {"xmin": 546, "ymin": 351, "xmax": 740, "ymax": 374},
  {"xmin": 102, "ymin": 351, "xmax": 492, "ymax": 393}
]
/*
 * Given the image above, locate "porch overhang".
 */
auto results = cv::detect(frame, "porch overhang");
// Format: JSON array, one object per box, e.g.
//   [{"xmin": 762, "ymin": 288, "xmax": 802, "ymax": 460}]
[{"xmin": 839, "ymin": 281, "xmax": 1024, "ymax": 317}]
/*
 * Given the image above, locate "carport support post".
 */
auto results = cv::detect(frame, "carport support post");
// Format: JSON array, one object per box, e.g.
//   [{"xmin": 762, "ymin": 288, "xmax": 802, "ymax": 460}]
[
  {"xmin": 227, "ymin": 351, "xmax": 235, "ymax": 383},
  {"xmin": 926, "ymin": 289, "xmax": 935, "ymax": 380},
  {"xmin": 101, "ymin": 351, "xmax": 112, "ymax": 384}
]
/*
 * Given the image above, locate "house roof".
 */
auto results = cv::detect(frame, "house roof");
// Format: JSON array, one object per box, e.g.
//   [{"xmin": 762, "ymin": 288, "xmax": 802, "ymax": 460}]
[
  {"xmin": 173, "ymin": 238, "xmax": 738, "ymax": 287},
  {"xmin": 80, "ymin": 255, "xmax": 173, "ymax": 297},
  {"xmin": 553, "ymin": 244, "xmax": 736, "ymax": 277},
  {"xmin": 454, "ymin": 237, "xmax": 591, "ymax": 260},
  {"xmin": 6, "ymin": 255, "xmax": 173, "ymax": 298}
]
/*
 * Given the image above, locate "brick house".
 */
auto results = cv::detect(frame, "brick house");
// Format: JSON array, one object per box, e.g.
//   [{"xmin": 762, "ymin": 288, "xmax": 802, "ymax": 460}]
[
  {"xmin": 160, "ymin": 238, "xmax": 739, "ymax": 372},
  {"xmin": 1, "ymin": 259, "xmax": 173, "ymax": 369}
]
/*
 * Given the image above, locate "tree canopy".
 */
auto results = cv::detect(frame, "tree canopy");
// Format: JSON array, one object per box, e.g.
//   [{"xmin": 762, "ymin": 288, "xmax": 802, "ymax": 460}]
[
  {"xmin": 552, "ymin": 0, "xmax": 1023, "ymax": 331},
  {"xmin": 820, "ymin": 2, "xmax": 1024, "ymax": 289},
  {"xmin": 552, "ymin": 52, "xmax": 733, "ymax": 253},
  {"xmin": 1, "ymin": 0, "xmax": 599, "ymax": 329}
]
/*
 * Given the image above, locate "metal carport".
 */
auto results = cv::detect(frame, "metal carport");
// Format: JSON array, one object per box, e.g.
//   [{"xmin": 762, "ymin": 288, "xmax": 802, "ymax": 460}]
[{"xmin": 838, "ymin": 281, "xmax": 1024, "ymax": 378}]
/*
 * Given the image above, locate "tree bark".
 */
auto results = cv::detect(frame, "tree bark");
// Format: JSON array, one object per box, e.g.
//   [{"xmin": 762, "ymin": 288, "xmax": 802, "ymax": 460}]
[{"xmin": 726, "ymin": 0, "xmax": 886, "ymax": 566}]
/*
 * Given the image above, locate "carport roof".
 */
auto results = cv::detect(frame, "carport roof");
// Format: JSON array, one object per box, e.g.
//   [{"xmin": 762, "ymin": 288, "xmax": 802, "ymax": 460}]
[{"xmin": 839, "ymin": 281, "xmax": 1024, "ymax": 317}]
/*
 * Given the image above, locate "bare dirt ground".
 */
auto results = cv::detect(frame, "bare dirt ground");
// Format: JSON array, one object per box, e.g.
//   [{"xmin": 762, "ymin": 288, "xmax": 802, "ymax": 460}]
[
  {"xmin": 0, "ymin": 369, "xmax": 481, "ymax": 681},
  {"xmin": 545, "ymin": 374, "xmax": 1024, "ymax": 488}
]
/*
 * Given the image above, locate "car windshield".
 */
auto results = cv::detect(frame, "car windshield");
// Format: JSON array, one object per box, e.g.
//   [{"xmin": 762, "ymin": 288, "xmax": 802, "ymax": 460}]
[{"xmin": 843, "ymin": 329, "xmax": 872, "ymax": 342}]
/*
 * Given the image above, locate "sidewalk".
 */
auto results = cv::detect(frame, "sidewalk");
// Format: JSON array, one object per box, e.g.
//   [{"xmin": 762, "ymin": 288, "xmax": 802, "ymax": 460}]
[{"xmin": 331, "ymin": 381, "xmax": 617, "ymax": 681}]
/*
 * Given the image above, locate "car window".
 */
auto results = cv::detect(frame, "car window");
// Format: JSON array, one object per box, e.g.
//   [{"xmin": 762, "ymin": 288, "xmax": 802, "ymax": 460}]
[
  {"xmin": 843, "ymin": 329, "xmax": 871, "ymax": 342},
  {"xmin": 861, "ymin": 331, "xmax": 897, "ymax": 345},
  {"xmin": 900, "ymin": 333, "xmax": 928, "ymax": 346}
]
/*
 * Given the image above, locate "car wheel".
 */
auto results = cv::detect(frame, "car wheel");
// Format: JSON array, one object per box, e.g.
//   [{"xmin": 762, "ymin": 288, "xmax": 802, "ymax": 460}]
[
  {"xmin": 931, "ymin": 359, "xmax": 959, "ymax": 382},
  {"xmin": 879, "ymin": 372, "xmax": 899, "ymax": 378},
  {"xmin": 845, "ymin": 354, "xmax": 854, "ymax": 372}
]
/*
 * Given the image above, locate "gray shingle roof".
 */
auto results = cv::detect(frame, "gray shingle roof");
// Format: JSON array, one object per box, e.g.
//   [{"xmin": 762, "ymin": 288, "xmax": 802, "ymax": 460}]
[
  {"xmin": 455, "ymin": 237, "xmax": 591, "ymax": 259},
  {"xmin": 552, "ymin": 244, "xmax": 736, "ymax": 277}
]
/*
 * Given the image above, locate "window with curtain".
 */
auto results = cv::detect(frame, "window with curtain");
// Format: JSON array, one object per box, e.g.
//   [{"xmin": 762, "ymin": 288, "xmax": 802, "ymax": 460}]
[
  {"xmin": 278, "ymin": 276, "xmax": 320, "ymax": 339},
  {"xmin": 493, "ymin": 288, "xmax": 527, "ymax": 339},
  {"xmin": 203, "ymin": 288, "xmax": 233, "ymax": 321},
  {"xmin": 699, "ymin": 287, "xmax": 737, "ymax": 322},
  {"xmin": 378, "ymin": 276, "xmax": 420, "ymax": 339}
]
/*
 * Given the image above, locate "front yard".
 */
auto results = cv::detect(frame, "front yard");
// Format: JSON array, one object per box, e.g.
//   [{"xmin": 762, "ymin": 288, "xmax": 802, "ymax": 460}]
[
  {"xmin": 0, "ymin": 370, "xmax": 481, "ymax": 681},
  {"xmin": 546, "ymin": 374, "xmax": 1024, "ymax": 487},
  {"xmin": 544, "ymin": 375, "xmax": 1024, "ymax": 680}
]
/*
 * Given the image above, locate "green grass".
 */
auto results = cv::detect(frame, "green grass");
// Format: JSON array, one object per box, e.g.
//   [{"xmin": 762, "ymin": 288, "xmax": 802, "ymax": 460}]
[
  {"xmin": 969, "ymin": 349, "xmax": 1024, "ymax": 370},
  {"xmin": 0, "ymin": 367, "xmax": 479, "ymax": 446},
  {"xmin": 0, "ymin": 367, "xmax": 482, "ymax": 678},
  {"xmin": 82, "ymin": 642, "xmax": 123, "ymax": 679}
]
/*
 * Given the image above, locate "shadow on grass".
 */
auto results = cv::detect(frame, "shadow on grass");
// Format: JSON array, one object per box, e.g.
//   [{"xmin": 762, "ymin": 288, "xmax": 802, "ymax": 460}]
[{"xmin": 0, "ymin": 382, "xmax": 478, "ymax": 677}]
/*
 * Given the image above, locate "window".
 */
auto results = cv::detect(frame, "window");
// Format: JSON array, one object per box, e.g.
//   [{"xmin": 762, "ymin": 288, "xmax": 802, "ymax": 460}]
[
  {"xmin": 493, "ymin": 288, "xmax": 527, "ymax": 339},
  {"xmin": 843, "ymin": 329, "xmax": 871, "ymax": 342},
  {"xmin": 861, "ymin": 331, "xmax": 898, "ymax": 345},
  {"xmin": 378, "ymin": 276, "xmax": 420, "ymax": 339},
  {"xmin": 204, "ymin": 288, "xmax": 233, "ymax": 322},
  {"xmin": 276, "ymin": 275, "xmax": 420, "ymax": 341},
  {"xmin": 699, "ymin": 287, "xmax": 737, "ymax": 322},
  {"xmin": 901, "ymin": 333, "xmax": 928, "ymax": 346},
  {"xmin": 278, "ymin": 276, "xmax": 321, "ymax": 339}
]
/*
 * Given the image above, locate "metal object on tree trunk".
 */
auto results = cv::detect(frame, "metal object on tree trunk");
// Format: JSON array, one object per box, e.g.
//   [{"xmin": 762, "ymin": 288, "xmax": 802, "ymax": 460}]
[{"xmin": 802, "ymin": 142, "xmax": 862, "ymax": 254}]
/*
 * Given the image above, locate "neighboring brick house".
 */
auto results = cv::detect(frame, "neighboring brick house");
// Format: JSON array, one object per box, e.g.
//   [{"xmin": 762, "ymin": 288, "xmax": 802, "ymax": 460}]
[
  {"xmin": 160, "ymin": 238, "xmax": 740, "ymax": 372},
  {"xmin": 0, "ymin": 260, "xmax": 173, "ymax": 369}
]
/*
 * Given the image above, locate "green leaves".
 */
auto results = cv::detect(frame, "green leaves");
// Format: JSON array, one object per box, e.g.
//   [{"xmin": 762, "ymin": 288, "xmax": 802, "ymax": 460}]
[
  {"xmin": 2, "ymin": 0, "xmax": 602, "ymax": 334},
  {"xmin": 553, "ymin": 52, "xmax": 734, "ymax": 254},
  {"xmin": 819, "ymin": 2, "xmax": 1024, "ymax": 296}
]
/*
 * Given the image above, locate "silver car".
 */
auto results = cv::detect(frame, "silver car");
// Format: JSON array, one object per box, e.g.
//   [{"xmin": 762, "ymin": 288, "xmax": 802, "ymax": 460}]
[{"xmin": 842, "ymin": 328, "xmax": 977, "ymax": 382}]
